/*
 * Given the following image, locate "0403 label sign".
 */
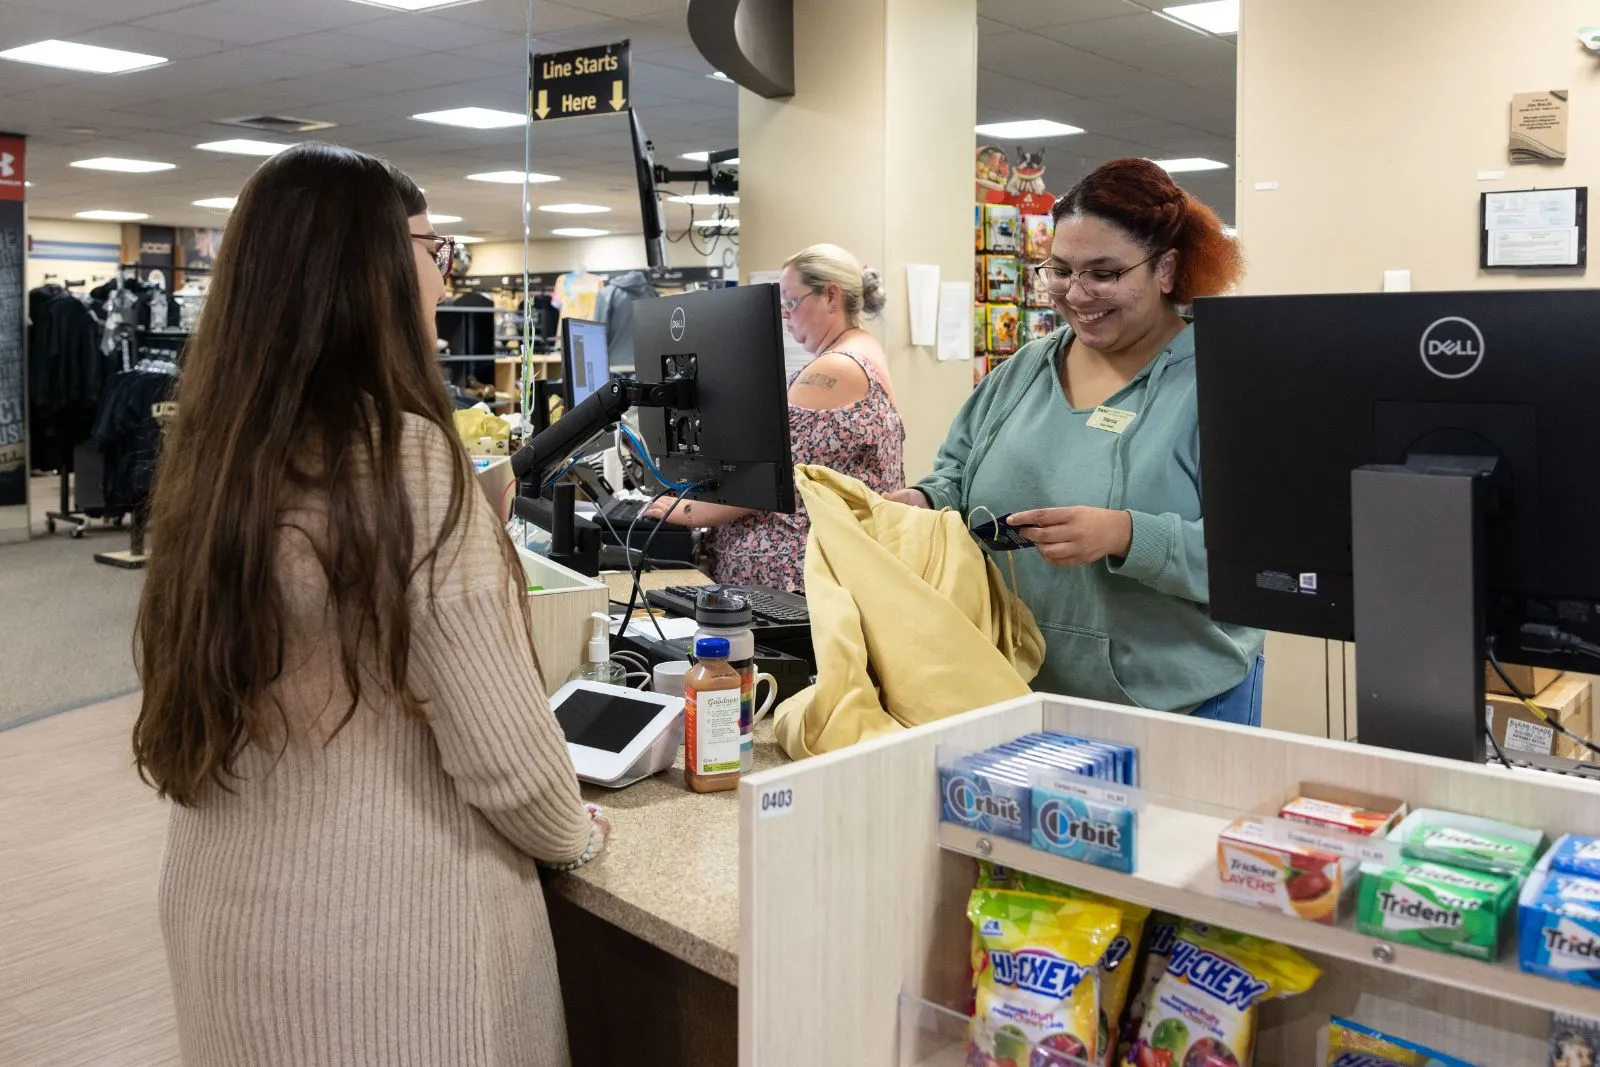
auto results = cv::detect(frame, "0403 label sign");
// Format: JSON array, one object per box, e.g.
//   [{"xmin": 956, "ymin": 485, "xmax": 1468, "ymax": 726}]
[{"xmin": 757, "ymin": 783, "xmax": 796, "ymax": 819}]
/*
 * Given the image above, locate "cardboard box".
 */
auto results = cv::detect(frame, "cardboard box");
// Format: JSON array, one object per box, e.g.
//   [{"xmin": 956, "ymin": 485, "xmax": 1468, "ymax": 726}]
[
  {"xmin": 1485, "ymin": 662, "xmax": 1563, "ymax": 696},
  {"xmin": 514, "ymin": 545, "xmax": 609, "ymax": 693},
  {"xmin": 1487, "ymin": 674, "xmax": 1592, "ymax": 760}
]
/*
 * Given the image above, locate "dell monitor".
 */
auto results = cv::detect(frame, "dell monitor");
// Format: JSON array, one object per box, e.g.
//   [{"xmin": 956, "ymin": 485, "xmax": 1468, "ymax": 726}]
[
  {"xmin": 1194, "ymin": 289, "xmax": 1600, "ymax": 763},
  {"xmin": 632, "ymin": 284, "xmax": 795, "ymax": 513},
  {"xmin": 561, "ymin": 317, "xmax": 609, "ymax": 409}
]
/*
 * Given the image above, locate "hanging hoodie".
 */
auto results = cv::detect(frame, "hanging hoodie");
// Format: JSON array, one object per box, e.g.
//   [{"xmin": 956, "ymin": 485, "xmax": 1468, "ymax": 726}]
[{"xmin": 773, "ymin": 465, "xmax": 1045, "ymax": 759}]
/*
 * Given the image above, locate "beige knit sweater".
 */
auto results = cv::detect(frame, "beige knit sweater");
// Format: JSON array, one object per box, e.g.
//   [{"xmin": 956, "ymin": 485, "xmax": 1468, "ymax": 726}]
[{"xmin": 158, "ymin": 416, "xmax": 594, "ymax": 1066}]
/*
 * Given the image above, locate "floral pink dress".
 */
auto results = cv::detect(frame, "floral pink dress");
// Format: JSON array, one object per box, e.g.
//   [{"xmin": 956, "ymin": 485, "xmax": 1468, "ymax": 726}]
[{"xmin": 706, "ymin": 351, "xmax": 904, "ymax": 593}]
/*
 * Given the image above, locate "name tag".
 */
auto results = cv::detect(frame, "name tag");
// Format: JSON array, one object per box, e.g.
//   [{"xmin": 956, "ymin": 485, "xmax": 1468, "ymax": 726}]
[{"xmin": 1087, "ymin": 406, "xmax": 1137, "ymax": 434}]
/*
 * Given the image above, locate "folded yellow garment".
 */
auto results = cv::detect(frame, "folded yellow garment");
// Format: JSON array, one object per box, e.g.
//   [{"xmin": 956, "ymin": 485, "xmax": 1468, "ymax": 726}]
[
  {"xmin": 453, "ymin": 408, "xmax": 509, "ymax": 448},
  {"xmin": 775, "ymin": 465, "xmax": 1046, "ymax": 759}
]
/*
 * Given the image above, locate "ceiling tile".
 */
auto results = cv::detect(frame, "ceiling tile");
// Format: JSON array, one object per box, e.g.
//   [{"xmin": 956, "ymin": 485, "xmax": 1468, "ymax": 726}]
[
  {"xmin": 132, "ymin": 3, "xmax": 322, "ymax": 45},
  {"xmin": 981, "ymin": 33, "xmax": 1183, "ymax": 98},
  {"xmin": 266, "ymin": 31, "xmax": 430, "ymax": 65},
  {"xmin": 203, "ymin": 0, "xmax": 389, "ymax": 30},
  {"xmin": 978, "ymin": 0, "xmax": 1135, "ymax": 31},
  {"xmin": 1103, "ymin": 86, "xmax": 1233, "ymax": 136},
  {"xmin": 348, "ymin": 12, "xmax": 507, "ymax": 50}
]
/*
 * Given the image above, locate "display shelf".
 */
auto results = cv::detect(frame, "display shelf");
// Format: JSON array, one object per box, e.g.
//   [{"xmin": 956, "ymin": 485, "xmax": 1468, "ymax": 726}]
[{"xmin": 941, "ymin": 820, "xmax": 1600, "ymax": 1017}]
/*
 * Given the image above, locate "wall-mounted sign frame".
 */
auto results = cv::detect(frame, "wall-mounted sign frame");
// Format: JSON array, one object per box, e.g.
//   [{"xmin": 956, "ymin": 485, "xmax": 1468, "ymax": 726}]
[{"xmin": 1480, "ymin": 186, "xmax": 1587, "ymax": 269}]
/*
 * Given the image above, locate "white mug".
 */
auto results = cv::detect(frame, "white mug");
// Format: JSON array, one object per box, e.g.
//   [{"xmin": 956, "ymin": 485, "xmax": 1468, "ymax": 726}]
[
  {"xmin": 652, "ymin": 660, "xmax": 692, "ymax": 698},
  {"xmin": 751, "ymin": 672, "xmax": 779, "ymax": 726}
]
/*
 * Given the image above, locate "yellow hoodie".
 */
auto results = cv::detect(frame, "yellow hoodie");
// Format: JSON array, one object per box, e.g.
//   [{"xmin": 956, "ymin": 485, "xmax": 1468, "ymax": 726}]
[{"xmin": 774, "ymin": 465, "xmax": 1046, "ymax": 759}]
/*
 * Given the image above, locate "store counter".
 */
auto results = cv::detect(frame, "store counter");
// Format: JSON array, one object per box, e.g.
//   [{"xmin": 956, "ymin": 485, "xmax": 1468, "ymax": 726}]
[
  {"xmin": 542, "ymin": 696, "xmax": 784, "ymax": 1067},
  {"xmin": 544, "ymin": 715, "xmax": 785, "ymax": 984}
]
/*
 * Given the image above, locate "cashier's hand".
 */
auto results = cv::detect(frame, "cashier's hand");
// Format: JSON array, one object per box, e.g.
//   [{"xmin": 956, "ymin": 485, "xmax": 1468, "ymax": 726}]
[
  {"xmin": 885, "ymin": 488, "xmax": 932, "ymax": 509},
  {"xmin": 1009, "ymin": 507, "xmax": 1133, "ymax": 568}
]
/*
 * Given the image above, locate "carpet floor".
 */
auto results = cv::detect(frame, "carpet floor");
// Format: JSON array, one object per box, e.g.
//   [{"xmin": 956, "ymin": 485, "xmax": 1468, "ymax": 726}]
[{"xmin": 0, "ymin": 532, "xmax": 143, "ymax": 731}]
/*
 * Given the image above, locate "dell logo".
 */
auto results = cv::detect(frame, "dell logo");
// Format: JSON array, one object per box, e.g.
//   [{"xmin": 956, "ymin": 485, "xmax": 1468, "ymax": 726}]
[
  {"xmin": 1419, "ymin": 316, "xmax": 1485, "ymax": 379},
  {"xmin": 0, "ymin": 153, "xmax": 14, "ymax": 179},
  {"xmin": 669, "ymin": 306, "xmax": 686, "ymax": 342}
]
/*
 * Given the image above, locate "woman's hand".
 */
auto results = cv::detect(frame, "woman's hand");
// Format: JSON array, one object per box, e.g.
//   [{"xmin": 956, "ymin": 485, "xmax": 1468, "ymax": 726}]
[
  {"xmin": 885, "ymin": 487, "xmax": 932, "ymax": 508},
  {"xmin": 643, "ymin": 496, "xmax": 690, "ymax": 524},
  {"xmin": 586, "ymin": 802, "xmax": 612, "ymax": 852},
  {"xmin": 1008, "ymin": 507, "xmax": 1133, "ymax": 567}
]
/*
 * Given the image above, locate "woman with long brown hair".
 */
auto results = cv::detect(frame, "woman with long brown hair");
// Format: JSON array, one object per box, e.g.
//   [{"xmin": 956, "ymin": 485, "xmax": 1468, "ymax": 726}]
[{"xmin": 132, "ymin": 143, "xmax": 604, "ymax": 1066}]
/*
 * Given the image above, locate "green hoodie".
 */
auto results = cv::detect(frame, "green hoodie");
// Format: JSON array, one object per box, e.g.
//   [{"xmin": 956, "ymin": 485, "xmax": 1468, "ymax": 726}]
[{"xmin": 917, "ymin": 323, "xmax": 1262, "ymax": 711}]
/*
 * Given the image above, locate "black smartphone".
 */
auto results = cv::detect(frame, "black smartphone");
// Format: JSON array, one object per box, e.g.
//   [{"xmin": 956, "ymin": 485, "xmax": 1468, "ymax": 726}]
[{"xmin": 968, "ymin": 512, "xmax": 1032, "ymax": 552}]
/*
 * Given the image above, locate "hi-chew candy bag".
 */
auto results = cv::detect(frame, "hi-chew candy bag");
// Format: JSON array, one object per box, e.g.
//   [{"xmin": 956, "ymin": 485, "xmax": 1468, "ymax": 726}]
[
  {"xmin": 1324, "ymin": 1017, "xmax": 1476, "ymax": 1067},
  {"xmin": 968, "ymin": 888, "xmax": 1122, "ymax": 1067},
  {"xmin": 1121, "ymin": 922, "xmax": 1320, "ymax": 1067},
  {"xmin": 981, "ymin": 868, "xmax": 1150, "ymax": 1067},
  {"xmin": 1117, "ymin": 914, "xmax": 1180, "ymax": 1063}
]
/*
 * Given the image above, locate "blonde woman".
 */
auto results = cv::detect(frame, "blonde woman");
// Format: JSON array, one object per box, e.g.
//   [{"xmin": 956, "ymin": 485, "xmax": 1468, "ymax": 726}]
[{"xmin": 646, "ymin": 243, "xmax": 905, "ymax": 592}]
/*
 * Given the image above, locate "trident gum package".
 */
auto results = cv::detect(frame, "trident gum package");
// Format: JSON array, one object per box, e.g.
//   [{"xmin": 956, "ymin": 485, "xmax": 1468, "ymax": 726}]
[
  {"xmin": 968, "ymin": 887, "xmax": 1122, "ymax": 1066},
  {"xmin": 1121, "ymin": 922, "xmax": 1320, "ymax": 1067},
  {"xmin": 1324, "ymin": 1017, "xmax": 1476, "ymax": 1067}
]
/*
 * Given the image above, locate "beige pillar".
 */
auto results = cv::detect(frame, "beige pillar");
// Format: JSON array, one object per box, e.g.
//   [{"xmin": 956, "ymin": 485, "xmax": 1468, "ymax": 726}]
[{"xmin": 738, "ymin": 0, "xmax": 977, "ymax": 480}]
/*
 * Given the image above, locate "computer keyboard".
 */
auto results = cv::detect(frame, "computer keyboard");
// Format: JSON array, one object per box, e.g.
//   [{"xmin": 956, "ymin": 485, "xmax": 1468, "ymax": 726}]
[
  {"xmin": 645, "ymin": 583, "xmax": 811, "ymax": 639},
  {"xmin": 601, "ymin": 498, "xmax": 648, "ymax": 528}
]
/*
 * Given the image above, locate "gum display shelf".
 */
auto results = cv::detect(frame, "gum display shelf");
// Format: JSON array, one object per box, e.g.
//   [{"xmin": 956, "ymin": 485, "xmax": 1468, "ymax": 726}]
[{"xmin": 940, "ymin": 821, "xmax": 1600, "ymax": 1016}]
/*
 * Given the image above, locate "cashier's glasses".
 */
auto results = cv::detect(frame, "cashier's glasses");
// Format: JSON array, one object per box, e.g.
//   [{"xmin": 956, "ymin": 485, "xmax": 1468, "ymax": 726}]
[{"xmin": 1031, "ymin": 250, "xmax": 1163, "ymax": 298}]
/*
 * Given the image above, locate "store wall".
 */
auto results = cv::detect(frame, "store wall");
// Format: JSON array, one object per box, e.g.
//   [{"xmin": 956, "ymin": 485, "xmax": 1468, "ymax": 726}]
[
  {"xmin": 468, "ymin": 234, "xmax": 735, "ymax": 278},
  {"xmin": 24, "ymin": 218, "xmax": 121, "ymax": 292},
  {"xmin": 1237, "ymin": 1, "xmax": 1600, "ymax": 293},
  {"xmin": 1236, "ymin": 0, "xmax": 1600, "ymax": 738},
  {"xmin": 739, "ymin": 0, "xmax": 977, "ymax": 482}
]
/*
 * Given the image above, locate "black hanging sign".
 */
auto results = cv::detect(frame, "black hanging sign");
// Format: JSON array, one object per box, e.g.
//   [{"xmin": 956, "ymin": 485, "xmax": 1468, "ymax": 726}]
[{"xmin": 529, "ymin": 41, "xmax": 630, "ymax": 122}]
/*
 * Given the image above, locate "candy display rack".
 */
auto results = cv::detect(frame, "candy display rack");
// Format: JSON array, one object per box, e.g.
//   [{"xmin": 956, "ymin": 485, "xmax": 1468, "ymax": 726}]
[{"xmin": 737, "ymin": 694, "xmax": 1600, "ymax": 1066}]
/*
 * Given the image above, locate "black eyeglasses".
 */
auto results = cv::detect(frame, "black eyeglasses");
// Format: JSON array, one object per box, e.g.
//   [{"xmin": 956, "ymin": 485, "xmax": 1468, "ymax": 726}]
[
  {"xmin": 1031, "ymin": 250, "xmax": 1163, "ymax": 297},
  {"xmin": 411, "ymin": 233, "xmax": 457, "ymax": 279}
]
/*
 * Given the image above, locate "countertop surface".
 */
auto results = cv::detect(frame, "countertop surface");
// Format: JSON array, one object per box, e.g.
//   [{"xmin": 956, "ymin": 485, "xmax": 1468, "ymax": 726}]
[{"xmin": 542, "ymin": 716, "xmax": 788, "ymax": 985}]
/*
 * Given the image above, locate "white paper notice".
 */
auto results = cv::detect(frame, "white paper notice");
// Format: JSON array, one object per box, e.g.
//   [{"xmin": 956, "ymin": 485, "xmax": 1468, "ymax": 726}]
[
  {"xmin": 1484, "ymin": 188, "xmax": 1577, "ymax": 231},
  {"xmin": 905, "ymin": 263, "xmax": 940, "ymax": 346},
  {"xmin": 936, "ymin": 281, "xmax": 972, "ymax": 362},
  {"xmin": 1487, "ymin": 227, "xmax": 1580, "ymax": 267},
  {"xmin": 747, "ymin": 270, "xmax": 813, "ymax": 377}
]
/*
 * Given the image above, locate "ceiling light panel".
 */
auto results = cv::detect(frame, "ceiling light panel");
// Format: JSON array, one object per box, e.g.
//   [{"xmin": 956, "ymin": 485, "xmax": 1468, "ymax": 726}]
[
  {"xmin": 974, "ymin": 119, "xmax": 1084, "ymax": 139},
  {"xmin": 447, "ymin": 234, "xmax": 484, "ymax": 244},
  {"xmin": 347, "ymin": 0, "xmax": 485, "ymax": 10},
  {"xmin": 1150, "ymin": 157, "xmax": 1230, "ymax": 172},
  {"xmin": 71, "ymin": 157, "xmax": 175, "ymax": 173},
  {"xmin": 467, "ymin": 171, "xmax": 561, "ymax": 184},
  {"xmin": 196, "ymin": 139, "xmax": 291, "ymax": 157},
  {"xmin": 537, "ymin": 203, "xmax": 609, "ymax": 214},
  {"xmin": 682, "ymin": 152, "xmax": 740, "ymax": 165},
  {"xmin": 427, "ymin": 213, "xmax": 463, "ymax": 224},
  {"xmin": 413, "ymin": 107, "xmax": 524, "ymax": 129},
  {"xmin": 194, "ymin": 197, "xmax": 237, "ymax": 209},
  {"xmin": 1161, "ymin": 1, "xmax": 1240, "ymax": 35},
  {"xmin": 668, "ymin": 194, "xmax": 739, "ymax": 206},
  {"xmin": 0, "ymin": 40, "xmax": 168, "ymax": 74},
  {"xmin": 76, "ymin": 210, "xmax": 148, "ymax": 221},
  {"xmin": 551, "ymin": 228, "xmax": 609, "ymax": 238}
]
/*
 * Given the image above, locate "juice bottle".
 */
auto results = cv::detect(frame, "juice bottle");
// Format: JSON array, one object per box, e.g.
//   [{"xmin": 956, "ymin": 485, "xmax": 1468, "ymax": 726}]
[{"xmin": 684, "ymin": 637, "xmax": 742, "ymax": 793}]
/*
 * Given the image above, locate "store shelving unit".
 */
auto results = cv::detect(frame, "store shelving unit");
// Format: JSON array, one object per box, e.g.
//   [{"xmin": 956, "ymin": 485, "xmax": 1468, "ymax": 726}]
[{"xmin": 738, "ymin": 694, "xmax": 1600, "ymax": 1066}]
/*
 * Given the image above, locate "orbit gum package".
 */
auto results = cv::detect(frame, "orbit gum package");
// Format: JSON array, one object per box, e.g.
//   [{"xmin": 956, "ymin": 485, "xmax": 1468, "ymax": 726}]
[
  {"xmin": 968, "ymin": 888, "xmax": 1122, "ymax": 1066},
  {"xmin": 1121, "ymin": 922, "xmax": 1320, "ymax": 1067}
]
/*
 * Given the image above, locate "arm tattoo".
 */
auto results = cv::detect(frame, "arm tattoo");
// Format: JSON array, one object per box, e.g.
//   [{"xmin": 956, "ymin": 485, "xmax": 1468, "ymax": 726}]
[{"xmin": 797, "ymin": 372, "xmax": 838, "ymax": 389}]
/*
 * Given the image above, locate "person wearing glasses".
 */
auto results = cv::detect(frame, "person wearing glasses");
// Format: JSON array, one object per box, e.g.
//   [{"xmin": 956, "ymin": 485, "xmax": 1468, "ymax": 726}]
[
  {"xmin": 645, "ymin": 243, "xmax": 904, "ymax": 593},
  {"xmin": 133, "ymin": 144, "xmax": 605, "ymax": 1066},
  {"xmin": 887, "ymin": 157, "xmax": 1265, "ymax": 724}
]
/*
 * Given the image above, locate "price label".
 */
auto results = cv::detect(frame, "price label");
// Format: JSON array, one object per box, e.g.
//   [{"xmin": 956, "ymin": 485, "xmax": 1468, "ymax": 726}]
[
  {"xmin": 758, "ymin": 782, "xmax": 796, "ymax": 819},
  {"xmin": 1265, "ymin": 819, "xmax": 1393, "ymax": 866}
]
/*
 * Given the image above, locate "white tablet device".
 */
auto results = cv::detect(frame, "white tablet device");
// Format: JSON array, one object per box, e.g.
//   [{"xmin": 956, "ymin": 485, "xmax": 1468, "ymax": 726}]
[{"xmin": 549, "ymin": 679, "xmax": 686, "ymax": 788}]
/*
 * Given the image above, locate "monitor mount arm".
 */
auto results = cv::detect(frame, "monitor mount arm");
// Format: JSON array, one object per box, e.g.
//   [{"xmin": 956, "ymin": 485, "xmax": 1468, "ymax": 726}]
[
  {"xmin": 506, "ymin": 371, "xmax": 698, "ymax": 577},
  {"xmin": 509, "ymin": 373, "xmax": 697, "ymax": 486}
]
